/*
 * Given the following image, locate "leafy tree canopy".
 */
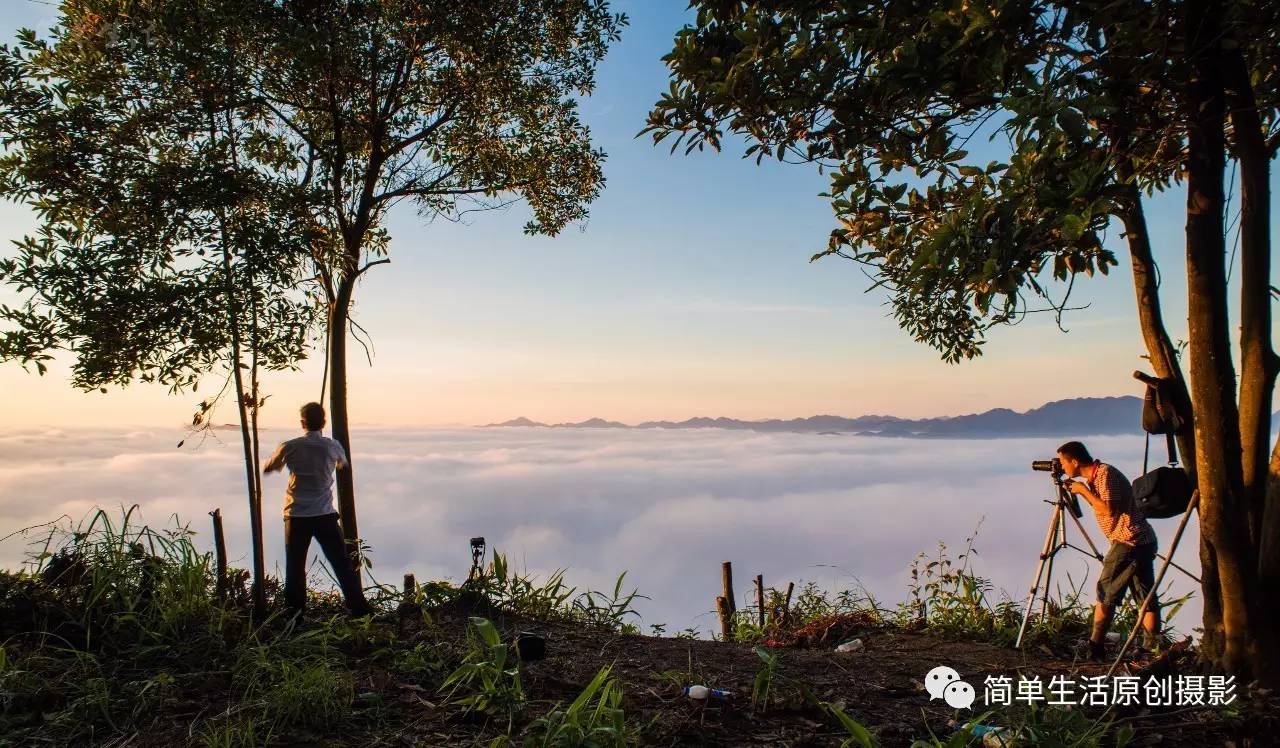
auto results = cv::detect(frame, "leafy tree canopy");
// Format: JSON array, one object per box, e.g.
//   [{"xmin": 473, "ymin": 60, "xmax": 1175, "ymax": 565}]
[
  {"xmin": 0, "ymin": 0, "xmax": 319, "ymax": 391},
  {"xmin": 645, "ymin": 0, "xmax": 1278, "ymax": 361},
  {"xmin": 257, "ymin": 0, "xmax": 627, "ymax": 263}
]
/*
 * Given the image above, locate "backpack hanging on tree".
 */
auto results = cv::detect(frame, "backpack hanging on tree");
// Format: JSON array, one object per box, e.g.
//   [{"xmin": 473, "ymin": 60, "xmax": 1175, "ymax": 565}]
[{"xmin": 1132, "ymin": 378, "xmax": 1193, "ymax": 519}]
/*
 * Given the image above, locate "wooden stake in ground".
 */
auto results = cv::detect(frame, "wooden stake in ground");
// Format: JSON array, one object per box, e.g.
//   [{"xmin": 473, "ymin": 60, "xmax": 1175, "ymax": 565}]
[
  {"xmin": 716, "ymin": 596, "xmax": 733, "ymax": 641},
  {"xmin": 720, "ymin": 561, "xmax": 737, "ymax": 639},
  {"xmin": 399, "ymin": 572, "xmax": 418, "ymax": 636},
  {"xmin": 209, "ymin": 508, "xmax": 228, "ymax": 599},
  {"xmin": 755, "ymin": 574, "xmax": 765, "ymax": 628},
  {"xmin": 721, "ymin": 561, "xmax": 736, "ymax": 614}
]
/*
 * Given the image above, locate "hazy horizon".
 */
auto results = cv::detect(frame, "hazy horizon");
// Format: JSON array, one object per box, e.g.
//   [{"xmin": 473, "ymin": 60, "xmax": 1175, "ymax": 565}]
[{"xmin": 0, "ymin": 389, "xmax": 1150, "ymax": 431}]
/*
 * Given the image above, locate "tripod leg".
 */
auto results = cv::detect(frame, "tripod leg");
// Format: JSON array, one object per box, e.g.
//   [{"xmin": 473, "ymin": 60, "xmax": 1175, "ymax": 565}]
[
  {"xmin": 1039, "ymin": 511, "xmax": 1063, "ymax": 619},
  {"xmin": 1065, "ymin": 502, "xmax": 1105, "ymax": 561},
  {"xmin": 1108, "ymin": 492, "xmax": 1200, "ymax": 675},
  {"xmin": 1016, "ymin": 505, "xmax": 1064, "ymax": 649}
]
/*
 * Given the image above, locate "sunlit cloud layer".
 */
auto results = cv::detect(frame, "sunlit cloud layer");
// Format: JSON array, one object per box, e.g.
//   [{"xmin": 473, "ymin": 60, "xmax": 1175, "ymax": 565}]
[{"xmin": 0, "ymin": 426, "xmax": 1202, "ymax": 635}]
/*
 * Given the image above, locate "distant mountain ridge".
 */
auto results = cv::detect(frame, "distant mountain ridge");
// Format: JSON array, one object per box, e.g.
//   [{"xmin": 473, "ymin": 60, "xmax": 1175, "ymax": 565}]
[{"xmin": 486, "ymin": 397, "xmax": 1280, "ymax": 439}]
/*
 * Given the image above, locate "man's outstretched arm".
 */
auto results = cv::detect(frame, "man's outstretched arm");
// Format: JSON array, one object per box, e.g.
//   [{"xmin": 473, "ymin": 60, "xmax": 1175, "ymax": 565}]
[
  {"xmin": 328, "ymin": 439, "xmax": 349, "ymax": 471},
  {"xmin": 263, "ymin": 443, "xmax": 288, "ymax": 474}
]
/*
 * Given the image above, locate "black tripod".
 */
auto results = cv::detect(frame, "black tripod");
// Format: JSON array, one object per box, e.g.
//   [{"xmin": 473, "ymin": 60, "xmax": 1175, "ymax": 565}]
[{"xmin": 1015, "ymin": 470, "xmax": 1105, "ymax": 648}]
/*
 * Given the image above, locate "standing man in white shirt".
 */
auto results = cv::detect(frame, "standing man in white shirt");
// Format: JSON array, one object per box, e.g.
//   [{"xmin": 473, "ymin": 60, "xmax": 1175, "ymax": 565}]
[{"xmin": 264, "ymin": 402, "xmax": 373, "ymax": 618}]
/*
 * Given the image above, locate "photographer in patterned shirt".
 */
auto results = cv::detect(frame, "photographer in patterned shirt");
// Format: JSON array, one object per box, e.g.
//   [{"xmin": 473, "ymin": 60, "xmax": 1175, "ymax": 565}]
[{"xmin": 1056, "ymin": 441, "xmax": 1160, "ymax": 661}]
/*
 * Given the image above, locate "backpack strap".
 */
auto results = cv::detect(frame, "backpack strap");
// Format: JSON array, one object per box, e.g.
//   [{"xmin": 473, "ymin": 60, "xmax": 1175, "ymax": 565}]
[
  {"xmin": 1143, "ymin": 432, "xmax": 1151, "ymax": 474},
  {"xmin": 1165, "ymin": 431, "xmax": 1178, "ymax": 466}
]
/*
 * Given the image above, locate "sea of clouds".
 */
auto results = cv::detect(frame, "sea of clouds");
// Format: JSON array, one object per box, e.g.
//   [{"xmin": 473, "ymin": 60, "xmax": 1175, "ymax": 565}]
[{"xmin": 0, "ymin": 426, "xmax": 1202, "ymax": 635}]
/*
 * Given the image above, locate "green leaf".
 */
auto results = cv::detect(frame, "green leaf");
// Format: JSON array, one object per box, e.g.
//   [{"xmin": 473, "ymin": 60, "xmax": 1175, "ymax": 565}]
[
  {"xmin": 1061, "ymin": 214, "xmax": 1087, "ymax": 241},
  {"xmin": 1056, "ymin": 108, "xmax": 1087, "ymax": 138},
  {"xmin": 826, "ymin": 702, "xmax": 877, "ymax": 748}
]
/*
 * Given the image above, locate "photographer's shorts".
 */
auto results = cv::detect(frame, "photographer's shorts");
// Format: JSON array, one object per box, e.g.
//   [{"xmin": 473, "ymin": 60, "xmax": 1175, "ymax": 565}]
[{"xmin": 1097, "ymin": 540, "xmax": 1159, "ymax": 610}]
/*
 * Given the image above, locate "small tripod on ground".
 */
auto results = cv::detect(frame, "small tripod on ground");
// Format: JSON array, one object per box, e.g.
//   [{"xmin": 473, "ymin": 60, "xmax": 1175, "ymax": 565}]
[
  {"xmin": 468, "ymin": 536, "xmax": 487, "ymax": 581},
  {"xmin": 1014, "ymin": 466, "xmax": 1105, "ymax": 648}
]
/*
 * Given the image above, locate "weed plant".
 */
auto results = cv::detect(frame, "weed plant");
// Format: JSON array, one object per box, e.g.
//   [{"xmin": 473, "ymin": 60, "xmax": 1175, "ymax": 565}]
[
  {"xmin": 518, "ymin": 665, "xmax": 633, "ymax": 747},
  {"xmin": 440, "ymin": 617, "xmax": 526, "ymax": 720},
  {"xmin": 727, "ymin": 524, "xmax": 1186, "ymax": 652},
  {"xmin": 464, "ymin": 552, "xmax": 645, "ymax": 633},
  {"xmin": 751, "ymin": 646, "xmax": 779, "ymax": 712}
]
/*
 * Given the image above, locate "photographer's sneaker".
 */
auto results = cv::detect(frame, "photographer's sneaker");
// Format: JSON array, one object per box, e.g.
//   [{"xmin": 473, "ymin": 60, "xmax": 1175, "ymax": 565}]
[{"xmin": 1072, "ymin": 638, "xmax": 1107, "ymax": 662}]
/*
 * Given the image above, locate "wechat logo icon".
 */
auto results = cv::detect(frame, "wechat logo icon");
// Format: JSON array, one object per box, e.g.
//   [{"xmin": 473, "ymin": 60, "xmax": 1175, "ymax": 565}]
[{"xmin": 925, "ymin": 666, "xmax": 976, "ymax": 709}]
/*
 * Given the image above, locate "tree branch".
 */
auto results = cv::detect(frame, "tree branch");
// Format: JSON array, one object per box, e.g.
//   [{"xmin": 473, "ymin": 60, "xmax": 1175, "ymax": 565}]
[{"xmin": 355, "ymin": 258, "xmax": 390, "ymax": 277}]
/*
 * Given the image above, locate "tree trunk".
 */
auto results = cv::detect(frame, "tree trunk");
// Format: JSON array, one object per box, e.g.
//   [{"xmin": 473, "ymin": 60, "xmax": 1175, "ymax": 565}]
[
  {"xmin": 221, "ymin": 242, "xmax": 267, "ymax": 617},
  {"xmin": 1183, "ymin": 0, "xmax": 1257, "ymax": 677},
  {"xmin": 1104, "ymin": 36, "xmax": 1196, "ymax": 472},
  {"xmin": 249, "ymin": 248, "xmax": 263, "ymax": 519},
  {"xmin": 327, "ymin": 278, "xmax": 363, "ymax": 579},
  {"xmin": 1222, "ymin": 46, "xmax": 1278, "ymax": 547},
  {"xmin": 209, "ymin": 103, "xmax": 267, "ymax": 616},
  {"xmin": 1120, "ymin": 187, "xmax": 1196, "ymax": 471},
  {"xmin": 1222, "ymin": 43, "xmax": 1280, "ymax": 684}
]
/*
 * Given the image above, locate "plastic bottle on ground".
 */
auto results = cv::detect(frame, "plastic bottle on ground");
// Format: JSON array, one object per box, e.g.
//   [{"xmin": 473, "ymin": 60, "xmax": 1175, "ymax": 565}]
[
  {"xmin": 981, "ymin": 727, "xmax": 1021, "ymax": 747},
  {"xmin": 684, "ymin": 685, "xmax": 732, "ymax": 700}
]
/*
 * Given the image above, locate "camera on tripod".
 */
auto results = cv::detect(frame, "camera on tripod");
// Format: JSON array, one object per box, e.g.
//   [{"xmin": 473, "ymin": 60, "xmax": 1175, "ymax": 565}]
[
  {"xmin": 1030, "ymin": 456, "xmax": 1081, "ymax": 518},
  {"xmin": 1030, "ymin": 457, "xmax": 1063, "ymax": 477}
]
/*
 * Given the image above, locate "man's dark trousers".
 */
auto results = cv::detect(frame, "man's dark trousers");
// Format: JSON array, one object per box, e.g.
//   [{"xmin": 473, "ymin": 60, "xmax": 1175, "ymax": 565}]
[{"xmin": 284, "ymin": 513, "xmax": 369, "ymax": 614}]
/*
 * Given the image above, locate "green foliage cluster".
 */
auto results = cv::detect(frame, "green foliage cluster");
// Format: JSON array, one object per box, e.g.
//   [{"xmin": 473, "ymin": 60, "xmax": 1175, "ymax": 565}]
[
  {"xmin": 0, "ymin": 2, "xmax": 319, "ymax": 389},
  {"xmin": 904, "ymin": 533, "xmax": 1042, "ymax": 646},
  {"xmin": 0, "ymin": 509, "xmax": 648, "ymax": 746},
  {"xmin": 440, "ymin": 616, "xmax": 526, "ymax": 720},
  {"xmin": 459, "ymin": 551, "xmax": 646, "ymax": 633},
  {"xmin": 645, "ymin": 0, "xmax": 1278, "ymax": 362},
  {"xmin": 17, "ymin": 507, "xmax": 242, "ymax": 649},
  {"xmin": 0, "ymin": 510, "xmax": 368, "ymax": 743},
  {"xmin": 440, "ymin": 618, "xmax": 638, "ymax": 746},
  {"xmin": 724, "ymin": 525, "xmax": 1186, "ymax": 652},
  {"xmin": 234, "ymin": 630, "xmax": 355, "ymax": 729},
  {"xmin": 517, "ymin": 665, "xmax": 632, "ymax": 748},
  {"xmin": 0, "ymin": 509, "xmax": 246, "ymax": 743},
  {"xmin": 902, "ymin": 530, "xmax": 1190, "ymax": 650}
]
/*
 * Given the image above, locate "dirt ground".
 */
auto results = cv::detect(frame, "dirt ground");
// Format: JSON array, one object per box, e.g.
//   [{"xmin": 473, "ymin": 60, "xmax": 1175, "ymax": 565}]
[
  {"xmin": 8, "ymin": 584, "xmax": 1271, "ymax": 747},
  {"xmin": 337, "ymin": 606, "xmax": 1275, "ymax": 748}
]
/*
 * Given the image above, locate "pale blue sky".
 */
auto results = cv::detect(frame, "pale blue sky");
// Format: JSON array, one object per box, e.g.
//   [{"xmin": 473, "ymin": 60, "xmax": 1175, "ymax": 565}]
[{"xmin": 1, "ymin": 1, "xmax": 1274, "ymax": 427}]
